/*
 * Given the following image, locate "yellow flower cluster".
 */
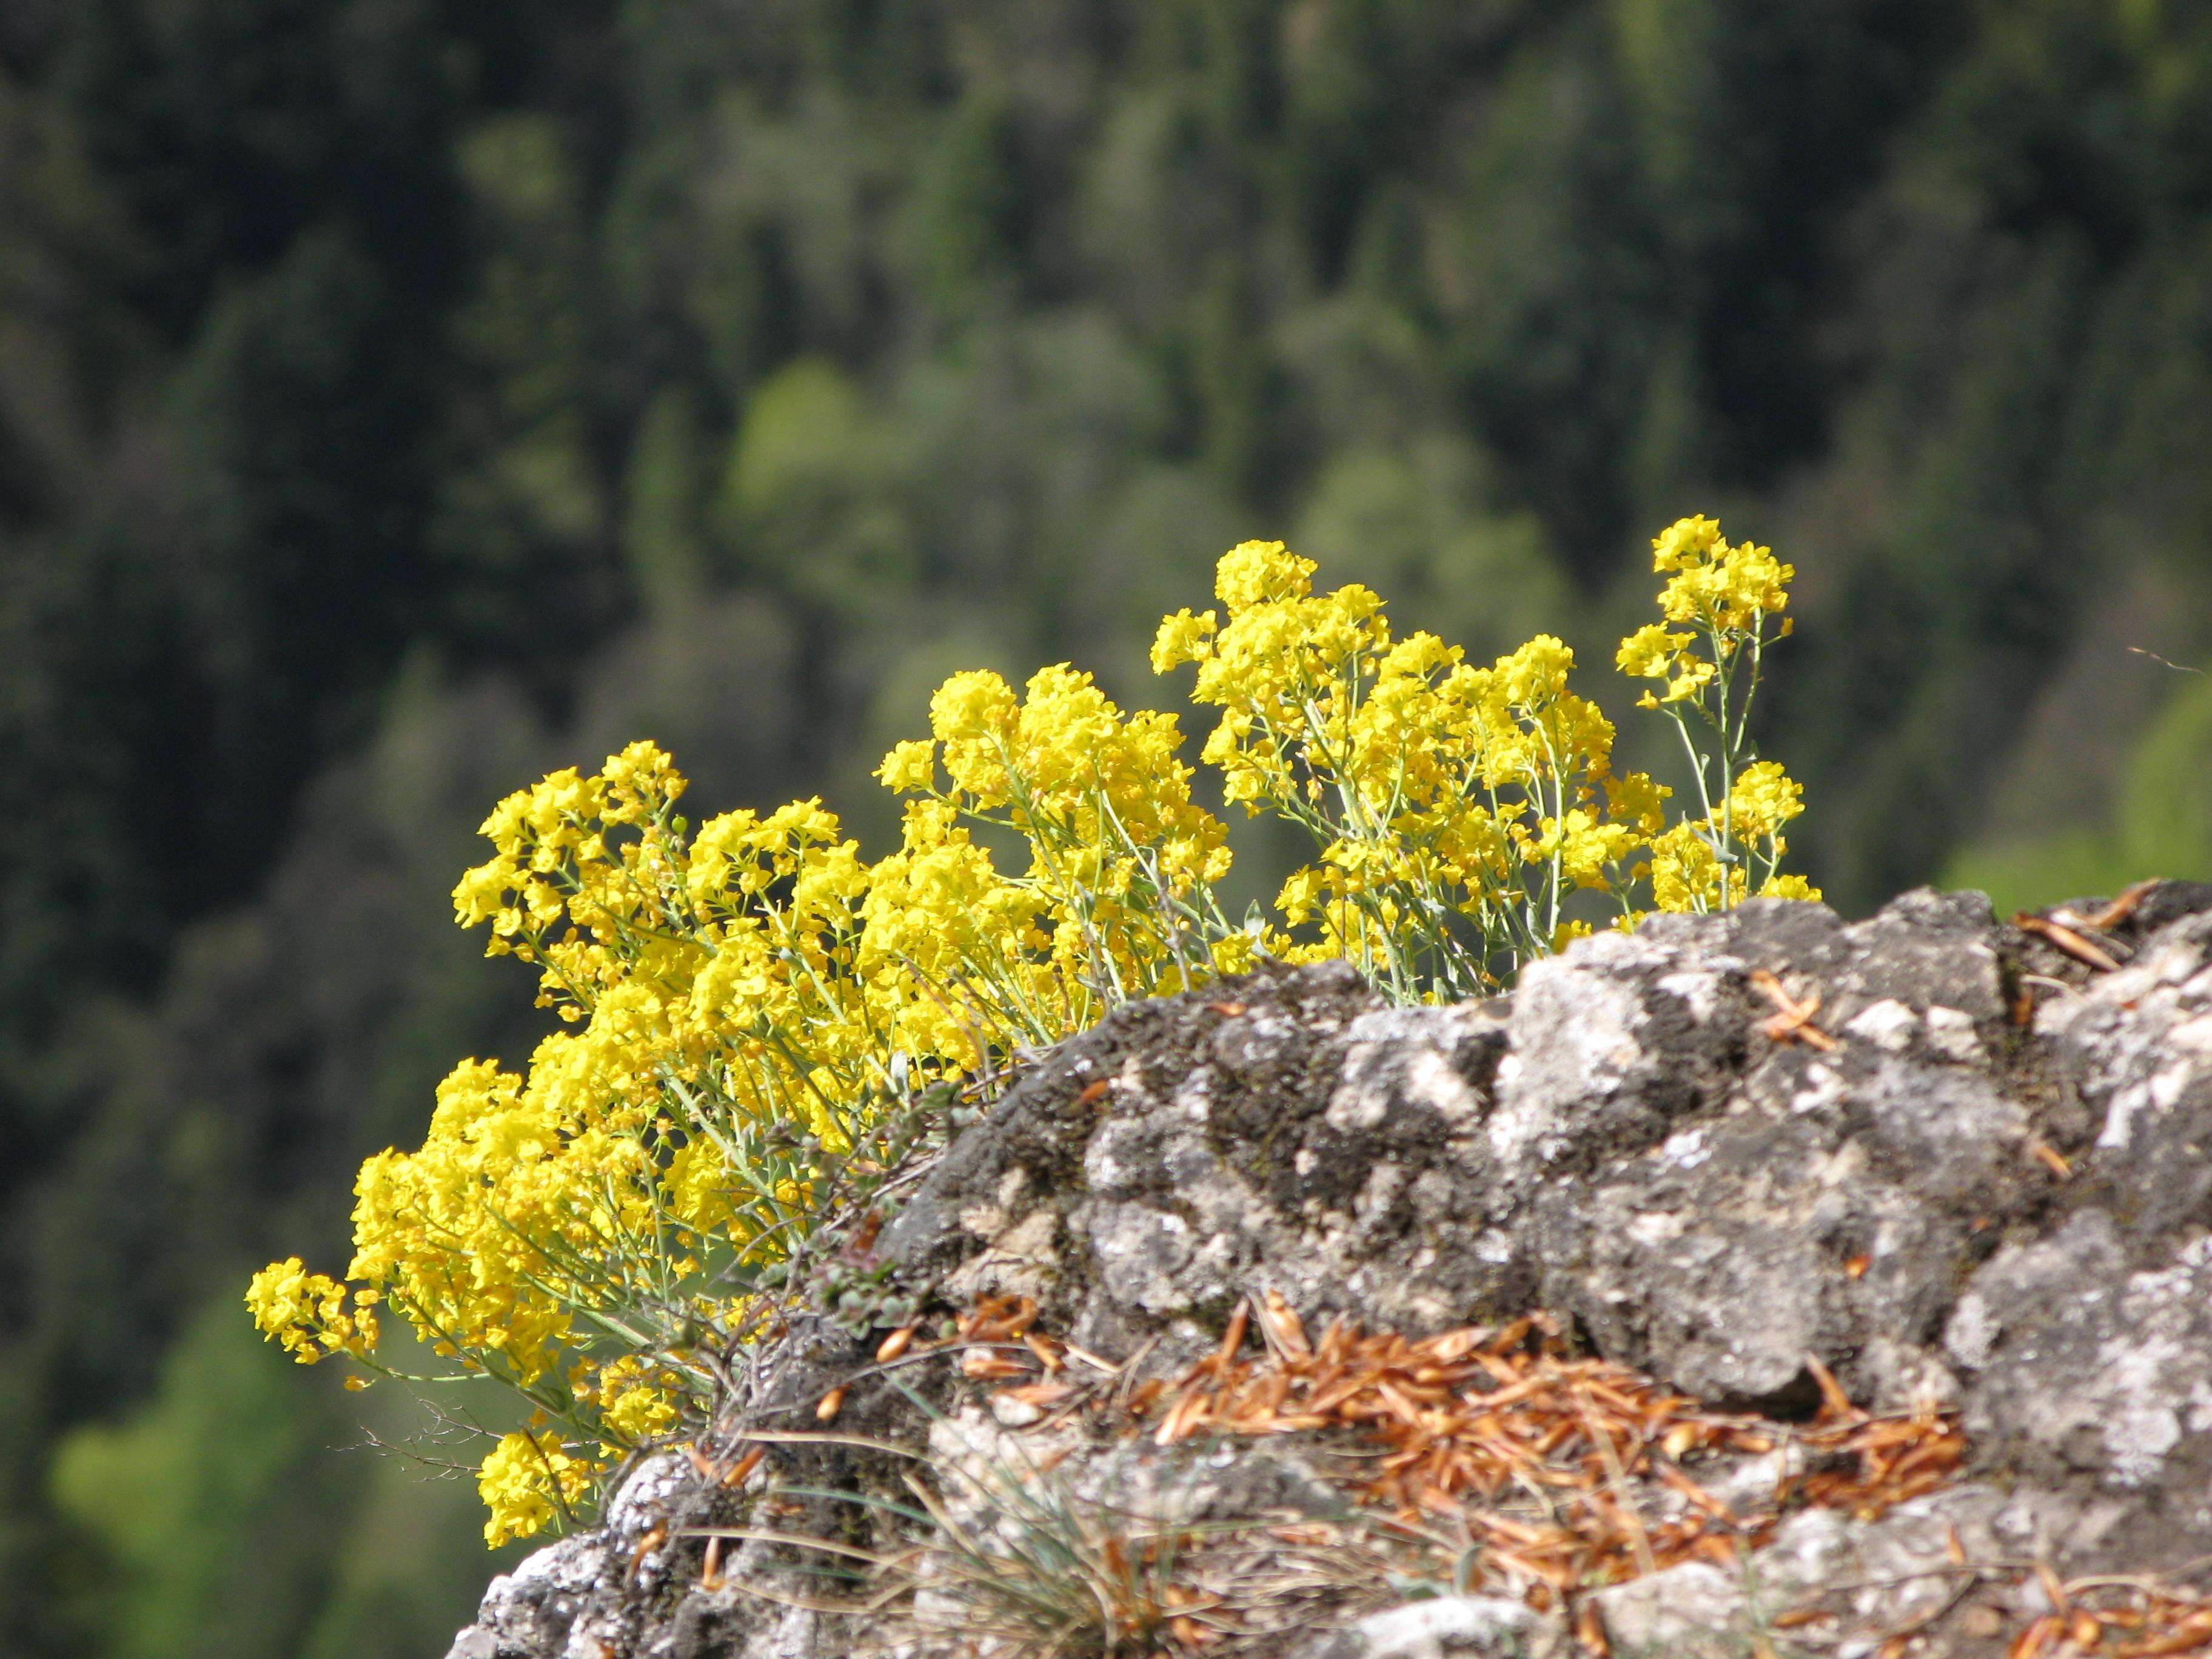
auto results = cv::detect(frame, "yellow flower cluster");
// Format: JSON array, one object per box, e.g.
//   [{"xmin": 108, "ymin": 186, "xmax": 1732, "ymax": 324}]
[
  {"xmin": 250, "ymin": 699, "xmax": 1242, "ymax": 1544},
  {"xmin": 244, "ymin": 1257, "xmax": 378, "ymax": 1364},
  {"xmin": 1614, "ymin": 518, "xmax": 1809, "ymax": 913},
  {"xmin": 1156, "ymin": 541, "xmax": 1672, "ymax": 995},
  {"xmin": 256, "ymin": 743, "xmax": 906, "ymax": 1544},
  {"xmin": 870, "ymin": 662, "xmax": 1241, "ymax": 1045},
  {"xmin": 252, "ymin": 515, "xmax": 1817, "ymax": 1549},
  {"xmin": 477, "ymin": 1430, "xmax": 595, "ymax": 1548}
]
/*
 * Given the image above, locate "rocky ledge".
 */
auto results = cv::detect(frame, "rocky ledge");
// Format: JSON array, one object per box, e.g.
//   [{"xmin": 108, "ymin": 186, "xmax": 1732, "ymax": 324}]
[{"xmin": 446, "ymin": 883, "xmax": 2212, "ymax": 1659}]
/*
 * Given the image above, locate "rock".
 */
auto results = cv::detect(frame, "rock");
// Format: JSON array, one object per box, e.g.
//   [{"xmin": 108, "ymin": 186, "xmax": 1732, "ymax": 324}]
[
  {"xmin": 442, "ymin": 883, "xmax": 2212, "ymax": 1658},
  {"xmin": 461, "ymin": 1534, "xmax": 612, "ymax": 1659},
  {"xmin": 1590, "ymin": 1483, "xmax": 2033, "ymax": 1657},
  {"xmin": 1586, "ymin": 1561, "xmax": 1747, "ymax": 1658},
  {"xmin": 1960, "ymin": 1218, "xmax": 2212, "ymax": 1512},
  {"xmin": 2036, "ymin": 908, "xmax": 2212, "ymax": 1244},
  {"xmin": 1295, "ymin": 1594, "xmax": 1563, "ymax": 1659}
]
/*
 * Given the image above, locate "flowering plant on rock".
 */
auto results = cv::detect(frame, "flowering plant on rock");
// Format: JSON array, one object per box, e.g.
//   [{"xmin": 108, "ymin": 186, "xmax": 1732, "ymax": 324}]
[{"xmin": 249, "ymin": 515, "xmax": 1814, "ymax": 1546}]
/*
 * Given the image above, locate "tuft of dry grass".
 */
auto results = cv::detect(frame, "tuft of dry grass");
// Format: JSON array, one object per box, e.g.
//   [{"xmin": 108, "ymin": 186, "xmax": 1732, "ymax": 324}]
[{"xmin": 899, "ymin": 1460, "xmax": 1216, "ymax": 1657}]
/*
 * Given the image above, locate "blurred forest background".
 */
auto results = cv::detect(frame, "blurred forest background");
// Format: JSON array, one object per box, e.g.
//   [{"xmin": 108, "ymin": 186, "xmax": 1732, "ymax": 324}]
[{"xmin": 5, "ymin": 0, "xmax": 2212, "ymax": 1653}]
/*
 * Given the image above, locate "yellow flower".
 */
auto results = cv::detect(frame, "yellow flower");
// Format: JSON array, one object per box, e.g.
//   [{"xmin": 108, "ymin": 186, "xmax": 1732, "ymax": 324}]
[
  {"xmin": 1606, "ymin": 770, "xmax": 1671, "ymax": 839},
  {"xmin": 1657, "ymin": 660, "xmax": 1714, "ymax": 703},
  {"xmin": 1151, "ymin": 608, "xmax": 1218, "ymax": 674},
  {"xmin": 1647, "ymin": 515, "xmax": 1794, "ymax": 636},
  {"xmin": 1214, "ymin": 540, "xmax": 1316, "ymax": 609},
  {"xmin": 1724, "ymin": 760, "xmax": 1806, "ymax": 842},
  {"xmin": 477, "ymin": 1432, "xmax": 598, "ymax": 1548},
  {"xmin": 1615, "ymin": 623, "xmax": 1692, "ymax": 679},
  {"xmin": 1649, "ymin": 821, "xmax": 1731, "ymax": 914},
  {"xmin": 930, "ymin": 669, "xmax": 1019, "ymax": 742},
  {"xmin": 592, "ymin": 1356, "xmax": 682, "ymax": 1445},
  {"xmin": 600, "ymin": 740, "xmax": 685, "ymax": 825},
  {"xmin": 931, "ymin": 670, "xmax": 1020, "ymax": 802},
  {"xmin": 1652, "ymin": 515, "xmax": 1723, "ymax": 572},
  {"xmin": 875, "ymin": 739, "xmax": 937, "ymax": 794},
  {"xmin": 1493, "ymin": 635, "xmax": 1575, "ymax": 708},
  {"xmin": 245, "ymin": 1258, "xmax": 377, "ymax": 1365},
  {"xmin": 1276, "ymin": 867, "xmax": 1326, "ymax": 927}
]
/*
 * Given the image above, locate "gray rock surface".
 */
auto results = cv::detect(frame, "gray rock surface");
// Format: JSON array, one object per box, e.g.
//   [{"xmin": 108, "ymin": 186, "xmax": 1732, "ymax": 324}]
[
  {"xmin": 444, "ymin": 884, "xmax": 2212, "ymax": 1658},
  {"xmin": 1294, "ymin": 1596, "xmax": 1560, "ymax": 1659}
]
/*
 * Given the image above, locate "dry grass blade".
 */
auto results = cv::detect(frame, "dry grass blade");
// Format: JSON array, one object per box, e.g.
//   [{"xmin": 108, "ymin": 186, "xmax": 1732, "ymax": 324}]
[
  {"xmin": 678, "ymin": 1526, "xmax": 900, "ymax": 1566},
  {"xmin": 2065, "ymin": 879, "xmax": 2160, "ymax": 934},
  {"xmin": 2014, "ymin": 911, "xmax": 2123, "ymax": 972},
  {"xmin": 726, "ymin": 1427, "xmax": 926, "ymax": 1456}
]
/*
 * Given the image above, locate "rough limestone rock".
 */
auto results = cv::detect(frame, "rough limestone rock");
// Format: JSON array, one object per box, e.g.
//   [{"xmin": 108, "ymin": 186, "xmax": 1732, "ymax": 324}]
[{"xmin": 444, "ymin": 883, "xmax": 2212, "ymax": 1658}]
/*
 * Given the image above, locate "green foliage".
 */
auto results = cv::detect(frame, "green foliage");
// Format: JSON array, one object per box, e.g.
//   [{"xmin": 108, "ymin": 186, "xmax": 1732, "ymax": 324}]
[
  {"xmin": 724, "ymin": 356, "xmax": 911, "ymax": 612},
  {"xmin": 51, "ymin": 1293, "xmax": 516, "ymax": 1659},
  {"xmin": 1949, "ymin": 669, "xmax": 2212, "ymax": 915},
  {"xmin": 50, "ymin": 1299, "xmax": 340, "ymax": 1659},
  {"xmin": 2125, "ymin": 677, "xmax": 2212, "ymax": 874}
]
